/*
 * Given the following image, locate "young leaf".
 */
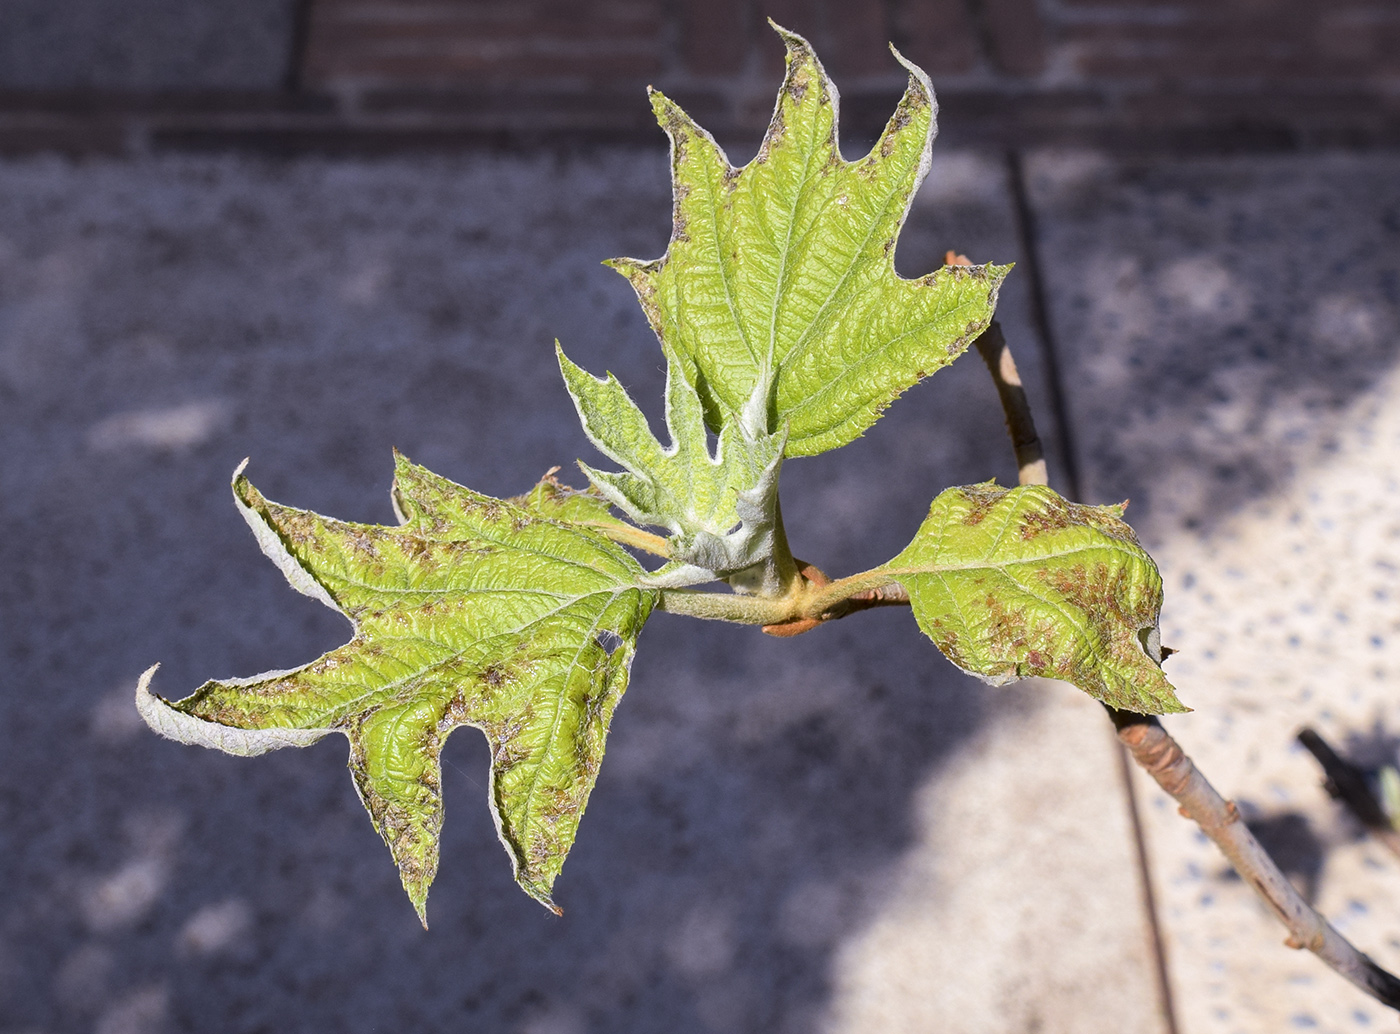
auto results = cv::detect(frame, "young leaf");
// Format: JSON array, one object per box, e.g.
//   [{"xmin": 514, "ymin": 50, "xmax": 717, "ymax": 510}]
[
  {"xmin": 138, "ymin": 456, "xmax": 657, "ymax": 922},
  {"xmin": 558, "ymin": 343, "xmax": 784, "ymax": 583},
  {"xmin": 881, "ymin": 483, "xmax": 1186, "ymax": 714},
  {"xmin": 607, "ymin": 22, "xmax": 1010, "ymax": 457},
  {"xmin": 508, "ymin": 469, "xmax": 621, "ymax": 526}
]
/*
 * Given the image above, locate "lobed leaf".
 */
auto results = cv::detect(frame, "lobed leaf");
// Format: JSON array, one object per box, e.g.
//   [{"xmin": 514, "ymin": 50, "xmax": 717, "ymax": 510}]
[
  {"xmin": 507, "ymin": 469, "xmax": 625, "ymax": 528},
  {"xmin": 139, "ymin": 457, "xmax": 657, "ymax": 922},
  {"xmin": 881, "ymin": 482, "xmax": 1187, "ymax": 714},
  {"xmin": 607, "ymin": 22, "xmax": 1009, "ymax": 458},
  {"xmin": 558, "ymin": 343, "xmax": 784, "ymax": 582}
]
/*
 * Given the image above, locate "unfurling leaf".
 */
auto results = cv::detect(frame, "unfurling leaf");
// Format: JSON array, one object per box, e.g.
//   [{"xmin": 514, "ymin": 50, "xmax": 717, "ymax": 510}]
[
  {"xmin": 139, "ymin": 456, "xmax": 657, "ymax": 922},
  {"xmin": 881, "ymin": 483, "xmax": 1186, "ymax": 714},
  {"xmin": 509, "ymin": 466, "xmax": 637, "ymax": 533},
  {"xmin": 558, "ymin": 343, "xmax": 784, "ymax": 583},
  {"xmin": 605, "ymin": 22, "xmax": 1009, "ymax": 459}
]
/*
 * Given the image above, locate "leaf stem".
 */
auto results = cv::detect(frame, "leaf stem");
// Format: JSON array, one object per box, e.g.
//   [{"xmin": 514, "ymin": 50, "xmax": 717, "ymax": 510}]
[
  {"xmin": 767, "ymin": 497, "xmax": 802, "ymax": 593},
  {"xmin": 656, "ymin": 588, "xmax": 796, "ymax": 625},
  {"xmin": 974, "ymin": 321, "xmax": 1048, "ymax": 486},
  {"xmin": 975, "ymin": 318, "xmax": 1400, "ymax": 1011},
  {"xmin": 1111, "ymin": 710, "xmax": 1400, "ymax": 1010},
  {"xmin": 656, "ymin": 565, "xmax": 908, "ymax": 627},
  {"xmin": 592, "ymin": 522, "xmax": 672, "ymax": 558}
]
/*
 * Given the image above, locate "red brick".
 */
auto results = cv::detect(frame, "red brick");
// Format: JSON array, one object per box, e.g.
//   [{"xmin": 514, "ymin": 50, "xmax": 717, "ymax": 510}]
[
  {"xmin": 893, "ymin": 0, "xmax": 979, "ymax": 76},
  {"xmin": 982, "ymin": 0, "xmax": 1048, "ymax": 76},
  {"xmin": 311, "ymin": 2, "xmax": 659, "ymax": 33},
  {"xmin": 1055, "ymin": 0, "xmax": 1391, "ymax": 9},
  {"xmin": 763, "ymin": 0, "xmax": 822, "ymax": 32},
  {"xmin": 313, "ymin": 0, "xmax": 655, "ymax": 15},
  {"xmin": 299, "ymin": 0, "xmax": 1400, "ymax": 100},
  {"xmin": 319, "ymin": 52, "xmax": 662, "ymax": 82},
  {"xmin": 305, "ymin": 0, "xmax": 667, "ymax": 85},
  {"xmin": 680, "ymin": 0, "xmax": 750, "ymax": 75},
  {"xmin": 1057, "ymin": 5, "xmax": 1396, "ymax": 80},
  {"xmin": 755, "ymin": 0, "xmax": 821, "ymax": 85},
  {"xmin": 755, "ymin": 0, "xmax": 896, "ymax": 79},
  {"xmin": 304, "ymin": 56, "xmax": 662, "ymax": 86},
  {"xmin": 826, "ymin": 0, "xmax": 894, "ymax": 75},
  {"xmin": 309, "ymin": 20, "xmax": 661, "ymax": 49}
]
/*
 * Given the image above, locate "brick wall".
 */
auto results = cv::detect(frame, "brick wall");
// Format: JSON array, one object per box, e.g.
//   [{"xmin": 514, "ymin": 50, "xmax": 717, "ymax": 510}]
[
  {"xmin": 297, "ymin": 0, "xmax": 1400, "ymax": 144},
  {"xmin": 1055, "ymin": 0, "xmax": 1400, "ymax": 81},
  {"xmin": 2, "ymin": 0, "xmax": 1398, "ymax": 151},
  {"xmin": 304, "ymin": 1, "xmax": 666, "ymax": 87}
]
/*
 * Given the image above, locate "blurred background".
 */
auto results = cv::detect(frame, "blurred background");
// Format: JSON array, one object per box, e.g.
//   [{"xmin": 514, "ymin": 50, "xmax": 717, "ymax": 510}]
[
  {"xmin": 1, "ymin": 0, "xmax": 1398, "ymax": 149},
  {"xmin": 1, "ymin": 2, "xmax": 1398, "ymax": 1033}
]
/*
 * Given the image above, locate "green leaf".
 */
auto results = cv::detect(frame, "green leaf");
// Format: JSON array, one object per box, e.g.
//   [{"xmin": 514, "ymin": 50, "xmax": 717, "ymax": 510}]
[
  {"xmin": 607, "ymin": 22, "xmax": 1009, "ymax": 458},
  {"xmin": 558, "ymin": 342, "xmax": 784, "ymax": 583},
  {"xmin": 508, "ymin": 466, "xmax": 630, "ymax": 530},
  {"xmin": 881, "ymin": 483, "xmax": 1186, "ymax": 714},
  {"xmin": 138, "ymin": 456, "xmax": 657, "ymax": 922}
]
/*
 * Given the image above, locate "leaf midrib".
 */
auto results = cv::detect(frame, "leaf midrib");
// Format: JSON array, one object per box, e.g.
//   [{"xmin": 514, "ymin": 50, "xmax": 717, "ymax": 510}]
[{"xmin": 216, "ymin": 586, "xmax": 646, "ymax": 730}]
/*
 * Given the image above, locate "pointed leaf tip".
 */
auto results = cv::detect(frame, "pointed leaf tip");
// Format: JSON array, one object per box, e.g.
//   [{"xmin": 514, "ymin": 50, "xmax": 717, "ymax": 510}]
[
  {"xmin": 136, "ymin": 664, "xmax": 335, "ymax": 755},
  {"xmin": 766, "ymin": 19, "xmax": 808, "ymax": 48},
  {"xmin": 607, "ymin": 23, "xmax": 1002, "ymax": 459},
  {"xmin": 158, "ymin": 462, "xmax": 659, "ymax": 919}
]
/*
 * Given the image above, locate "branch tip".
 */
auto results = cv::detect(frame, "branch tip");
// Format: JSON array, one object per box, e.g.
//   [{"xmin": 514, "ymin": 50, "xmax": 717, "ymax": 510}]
[{"xmin": 1112, "ymin": 708, "xmax": 1400, "ymax": 1012}]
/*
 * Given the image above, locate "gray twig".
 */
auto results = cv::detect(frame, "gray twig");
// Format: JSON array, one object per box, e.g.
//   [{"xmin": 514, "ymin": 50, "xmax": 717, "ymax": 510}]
[
  {"xmin": 974, "ymin": 323, "xmax": 1400, "ymax": 1011},
  {"xmin": 973, "ymin": 321, "xmax": 1048, "ymax": 486}
]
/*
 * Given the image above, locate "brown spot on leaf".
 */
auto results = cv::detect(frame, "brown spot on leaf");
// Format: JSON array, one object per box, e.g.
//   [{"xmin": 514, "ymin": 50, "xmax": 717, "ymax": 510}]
[
  {"xmin": 879, "ymin": 103, "xmax": 914, "ymax": 159},
  {"xmin": 758, "ymin": 109, "xmax": 785, "ymax": 162},
  {"xmin": 440, "ymin": 692, "xmax": 470, "ymax": 729},
  {"xmin": 1042, "ymin": 560, "xmax": 1159, "ymax": 682},
  {"xmin": 488, "ymin": 712, "xmax": 532, "ymax": 774},
  {"xmin": 659, "ymin": 102, "xmax": 691, "ymax": 145},
  {"xmin": 958, "ymin": 483, "xmax": 1008, "ymax": 526},
  {"xmin": 1019, "ymin": 497, "xmax": 1074, "ymax": 539}
]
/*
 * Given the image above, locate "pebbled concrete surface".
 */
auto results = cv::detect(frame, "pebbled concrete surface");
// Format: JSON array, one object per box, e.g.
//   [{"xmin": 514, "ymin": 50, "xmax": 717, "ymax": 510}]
[
  {"xmin": 1031, "ymin": 150, "xmax": 1400, "ymax": 1032},
  {"xmin": 4, "ymin": 137, "xmax": 1397, "ymax": 1034},
  {"xmin": 0, "ymin": 147, "xmax": 1162, "ymax": 1034}
]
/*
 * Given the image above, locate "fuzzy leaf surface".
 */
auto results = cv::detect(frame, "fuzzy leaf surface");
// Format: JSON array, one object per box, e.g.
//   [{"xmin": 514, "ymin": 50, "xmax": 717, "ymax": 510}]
[
  {"xmin": 609, "ymin": 24, "xmax": 1009, "ymax": 457},
  {"xmin": 509, "ymin": 468, "xmax": 632, "ymax": 531},
  {"xmin": 881, "ymin": 483, "xmax": 1186, "ymax": 714},
  {"xmin": 138, "ymin": 457, "xmax": 656, "ymax": 921},
  {"xmin": 558, "ymin": 344, "xmax": 783, "ymax": 581}
]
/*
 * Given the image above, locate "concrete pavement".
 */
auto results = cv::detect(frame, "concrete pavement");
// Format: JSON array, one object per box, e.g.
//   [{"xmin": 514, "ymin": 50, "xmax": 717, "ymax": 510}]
[{"xmin": 0, "ymin": 142, "xmax": 1396, "ymax": 1033}]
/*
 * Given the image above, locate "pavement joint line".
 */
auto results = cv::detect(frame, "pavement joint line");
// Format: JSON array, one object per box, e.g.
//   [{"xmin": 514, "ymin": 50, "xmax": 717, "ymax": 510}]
[{"xmin": 1003, "ymin": 145, "xmax": 1181, "ymax": 1034}]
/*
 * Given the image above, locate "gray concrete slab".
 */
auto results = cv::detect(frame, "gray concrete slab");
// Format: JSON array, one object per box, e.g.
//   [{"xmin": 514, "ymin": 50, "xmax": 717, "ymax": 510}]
[
  {"xmin": 1029, "ymin": 149, "xmax": 1400, "ymax": 1030},
  {"xmin": 0, "ymin": 147, "xmax": 1162, "ymax": 1033}
]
